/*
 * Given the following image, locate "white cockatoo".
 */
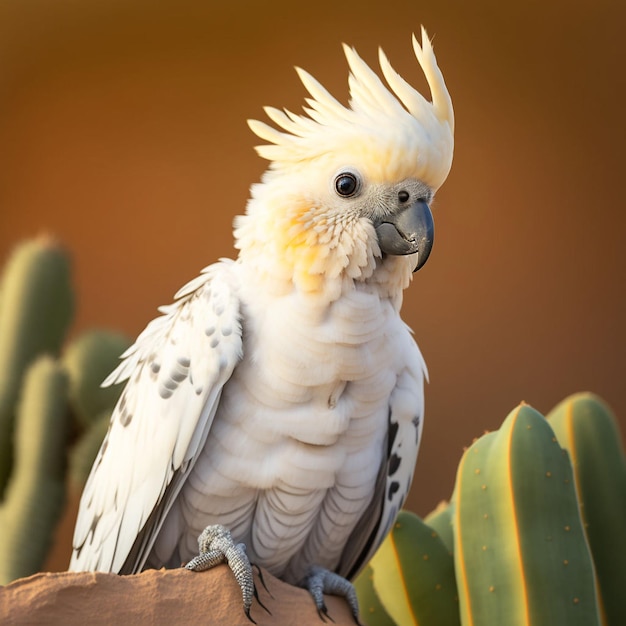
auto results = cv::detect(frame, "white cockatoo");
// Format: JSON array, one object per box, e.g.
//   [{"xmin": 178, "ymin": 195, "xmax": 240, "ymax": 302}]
[{"xmin": 69, "ymin": 27, "xmax": 454, "ymax": 620}]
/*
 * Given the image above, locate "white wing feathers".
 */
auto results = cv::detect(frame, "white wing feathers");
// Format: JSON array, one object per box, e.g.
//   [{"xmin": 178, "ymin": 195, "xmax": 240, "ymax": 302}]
[{"xmin": 70, "ymin": 261, "xmax": 243, "ymax": 573}]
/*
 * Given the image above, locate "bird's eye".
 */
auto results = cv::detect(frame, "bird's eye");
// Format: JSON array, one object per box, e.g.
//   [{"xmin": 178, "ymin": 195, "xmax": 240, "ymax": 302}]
[
  {"xmin": 334, "ymin": 172, "xmax": 360, "ymax": 198},
  {"xmin": 398, "ymin": 190, "xmax": 410, "ymax": 203}
]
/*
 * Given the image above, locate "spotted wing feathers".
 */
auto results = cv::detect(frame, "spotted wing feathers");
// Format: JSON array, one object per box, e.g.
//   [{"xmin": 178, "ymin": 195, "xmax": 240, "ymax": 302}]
[
  {"xmin": 339, "ymin": 354, "xmax": 426, "ymax": 580},
  {"xmin": 69, "ymin": 261, "xmax": 243, "ymax": 573}
]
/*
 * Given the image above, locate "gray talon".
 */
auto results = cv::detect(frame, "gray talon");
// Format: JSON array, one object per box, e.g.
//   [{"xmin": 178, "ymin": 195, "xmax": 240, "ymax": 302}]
[
  {"xmin": 303, "ymin": 565, "xmax": 360, "ymax": 624},
  {"xmin": 186, "ymin": 524, "xmax": 255, "ymax": 620}
]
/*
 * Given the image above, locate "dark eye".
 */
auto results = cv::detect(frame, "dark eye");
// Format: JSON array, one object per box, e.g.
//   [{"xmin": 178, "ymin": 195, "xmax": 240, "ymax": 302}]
[
  {"xmin": 398, "ymin": 190, "xmax": 410, "ymax": 203},
  {"xmin": 334, "ymin": 172, "xmax": 360, "ymax": 197}
]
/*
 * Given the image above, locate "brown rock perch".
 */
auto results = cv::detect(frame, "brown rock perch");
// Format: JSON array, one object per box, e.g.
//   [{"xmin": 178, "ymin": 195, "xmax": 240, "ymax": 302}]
[{"xmin": 0, "ymin": 566, "xmax": 356, "ymax": 625}]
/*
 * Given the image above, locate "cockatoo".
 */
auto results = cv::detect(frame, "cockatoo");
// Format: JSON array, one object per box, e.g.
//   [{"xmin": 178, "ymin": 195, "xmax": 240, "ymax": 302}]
[{"xmin": 69, "ymin": 27, "xmax": 454, "ymax": 621}]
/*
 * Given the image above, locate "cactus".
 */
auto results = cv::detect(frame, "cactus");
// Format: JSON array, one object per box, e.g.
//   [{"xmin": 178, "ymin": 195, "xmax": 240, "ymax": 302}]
[
  {"xmin": 355, "ymin": 564, "xmax": 396, "ymax": 626},
  {"xmin": 0, "ymin": 237, "xmax": 128, "ymax": 583},
  {"xmin": 357, "ymin": 509, "xmax": 460, "ymax": 626},
  {"xmin": 547, "ymin": 393, "xmax": 626, "ymax": 626},
  {"xmin": 62, "ymin": 329, "xmax": 129, "ymax": 490},
  {"xmin": 354, "ymin": 398, "xmax": 624, "ymax": 626},
  {"xmin": 0, "ymin": 238, "xmax": 73, "ymax": 496},
  {"xmin": 453, "ymin": 403, "xmax": 601, "ymax": 626},
  {"xmin": 424, "ymin": 500, "xmax": 455, "ymax": 556},
  {"xmin": 0, "ymin": 357, "xmax": 70, "ymax": 584},
  {"xmin": 63, "ymin": 330, "xmax": 130, "ymax": 429},
  {"xmin": 68, "ymin": 410, "xmax": 111, "ymax": 489}
]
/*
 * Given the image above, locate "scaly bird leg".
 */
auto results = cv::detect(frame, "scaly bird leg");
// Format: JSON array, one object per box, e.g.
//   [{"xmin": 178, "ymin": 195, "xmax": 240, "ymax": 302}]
[
  {"xmin": 185, "ymin": 524, "xmax": 256, "ymax": 622},
  {"xmin": 301, "ymin": 565, "xmax": 361, "ymax": 624}
]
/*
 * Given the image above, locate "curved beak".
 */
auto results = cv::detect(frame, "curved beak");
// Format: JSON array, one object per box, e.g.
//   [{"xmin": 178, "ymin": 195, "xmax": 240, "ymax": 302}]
[{"xmin": 374, "ymin": 200, "xmax": 434, "ymax": 272}]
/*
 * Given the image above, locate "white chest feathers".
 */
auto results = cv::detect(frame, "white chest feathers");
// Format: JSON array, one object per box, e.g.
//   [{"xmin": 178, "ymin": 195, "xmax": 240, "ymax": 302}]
[{"xmin": 152, "ymin": 285, "xmax": 424, "ymax": 582}]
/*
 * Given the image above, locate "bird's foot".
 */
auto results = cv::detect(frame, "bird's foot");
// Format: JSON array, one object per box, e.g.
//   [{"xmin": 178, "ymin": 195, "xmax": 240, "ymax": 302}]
[
  {"xmin": 185, "ymin": 524, "xmax": 261, "ymax": 623},
  {"xmin": 301, "ymin": 565, "xmax": 361, "ymax": 624}
]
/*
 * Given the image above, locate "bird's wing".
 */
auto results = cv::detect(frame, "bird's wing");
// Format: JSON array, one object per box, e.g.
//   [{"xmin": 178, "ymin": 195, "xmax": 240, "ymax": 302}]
[
  {"xmin": 338, "ymin": 342, "xmax": 426, "ymax": 580},
  {"xmin": 69, "ymin": 260, "xmax": 243, "ymax": 573}
]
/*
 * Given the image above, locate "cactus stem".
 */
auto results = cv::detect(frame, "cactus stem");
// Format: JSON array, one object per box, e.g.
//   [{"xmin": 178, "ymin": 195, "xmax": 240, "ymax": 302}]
[
  {"xmin": 455, "ymin": 404, "xmax": 601, "ymax": 625},
  {"xmin": 504, "ymin": 412, "xmax": 530, "ymax": 626}
]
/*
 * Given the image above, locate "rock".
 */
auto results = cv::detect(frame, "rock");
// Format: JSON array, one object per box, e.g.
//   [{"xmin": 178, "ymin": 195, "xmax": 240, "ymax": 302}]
[{"xmin": 0, "ymin": 565, "xmax": 357, "ymax": 625}]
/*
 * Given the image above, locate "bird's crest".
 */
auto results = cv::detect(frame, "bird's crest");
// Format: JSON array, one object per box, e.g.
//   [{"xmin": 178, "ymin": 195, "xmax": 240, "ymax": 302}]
[{"xmin": 248, "ymin": 27, "xmax": 454, "ymax": 192}]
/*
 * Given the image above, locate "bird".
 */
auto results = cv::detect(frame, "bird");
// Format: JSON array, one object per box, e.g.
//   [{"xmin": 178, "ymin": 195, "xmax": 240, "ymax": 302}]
[{"xmin": 69, "ymin": 27, "xmax": 454, "ymax": 622}]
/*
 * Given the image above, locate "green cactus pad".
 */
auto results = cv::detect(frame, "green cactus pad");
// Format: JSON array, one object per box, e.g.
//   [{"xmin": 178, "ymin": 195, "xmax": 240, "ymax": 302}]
[
  {"xmin": 354, "ymin": 564, "xmax": 396, "ymax": 626},
  {"xmin": 366, "ymin": 510, "xmax": 460, "ymax": 626},
  {"xmin": 547, "ymin": 393, "xmax": 626, "ymax": 626},
  {"xmin": 424, "ymin": 500, "xmax": 455, "ymax": 556},
  {"xmin": 63, "ymin": 329, "xmax": 130, "ymax": 428},
  {"xmin": 454, "ymin": 403, "xmax": 601, "ymax": 626},
  {"xmin": 0, "ymin": 356, "xmax": 69, "ymax": 584},
  {"xmin": 0, "ymin": 238, "xmax": 73, "ymax": 496}
]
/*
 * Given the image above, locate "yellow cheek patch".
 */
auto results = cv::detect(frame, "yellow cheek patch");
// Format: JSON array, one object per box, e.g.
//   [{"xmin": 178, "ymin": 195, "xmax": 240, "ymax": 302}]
[
  {"xmin": 274, "ymin": 204, "xmax": 328, "ymax": 294},
  {"xmin": 255, "ymin": 193, "xmax": 373, "ymax": 295}
]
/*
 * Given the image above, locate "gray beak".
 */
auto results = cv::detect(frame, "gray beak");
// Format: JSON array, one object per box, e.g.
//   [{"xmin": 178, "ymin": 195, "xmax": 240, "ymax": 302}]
[{"xmin": 374, "ymin": 200, "xmax": 434, "ymax": 272}]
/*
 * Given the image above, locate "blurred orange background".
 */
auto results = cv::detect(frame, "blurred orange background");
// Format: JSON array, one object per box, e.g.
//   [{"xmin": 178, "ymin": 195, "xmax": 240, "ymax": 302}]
[{"xmin": 1, "ymin": 0, "xmax": 624, "ymax": 535}]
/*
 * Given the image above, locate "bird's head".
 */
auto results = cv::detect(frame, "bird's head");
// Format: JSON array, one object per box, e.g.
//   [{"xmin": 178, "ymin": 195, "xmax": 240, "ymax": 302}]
[{"xmin": 235, "ymin": 28, "xmax": 454, "ymax": 301}]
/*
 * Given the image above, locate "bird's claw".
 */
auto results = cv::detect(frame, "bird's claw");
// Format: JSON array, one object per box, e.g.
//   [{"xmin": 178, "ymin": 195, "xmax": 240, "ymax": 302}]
[
  {"xmin": 252, "ymin": 563, "xmax": 273, "ymax": 598},
  {"xmin": 302, "ymin": 565, "xmax": 361, "ymax": 625},
  {"xmin": 185, "ymin": 524, "xmax": 256, "ymax": 622},
  {"xmin": 186, "ymin": 529, "xmax": 361, "ymax": 624}
]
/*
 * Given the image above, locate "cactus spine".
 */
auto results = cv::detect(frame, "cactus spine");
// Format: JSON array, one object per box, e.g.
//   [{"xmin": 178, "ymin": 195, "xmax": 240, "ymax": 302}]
[
  {"xmin": 454, "ymin": 404, "xmax": 601, "ymax": 626},
  {"xmin": 547, "ymin": 393, "xmax": 626, "ymax": 626}
]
